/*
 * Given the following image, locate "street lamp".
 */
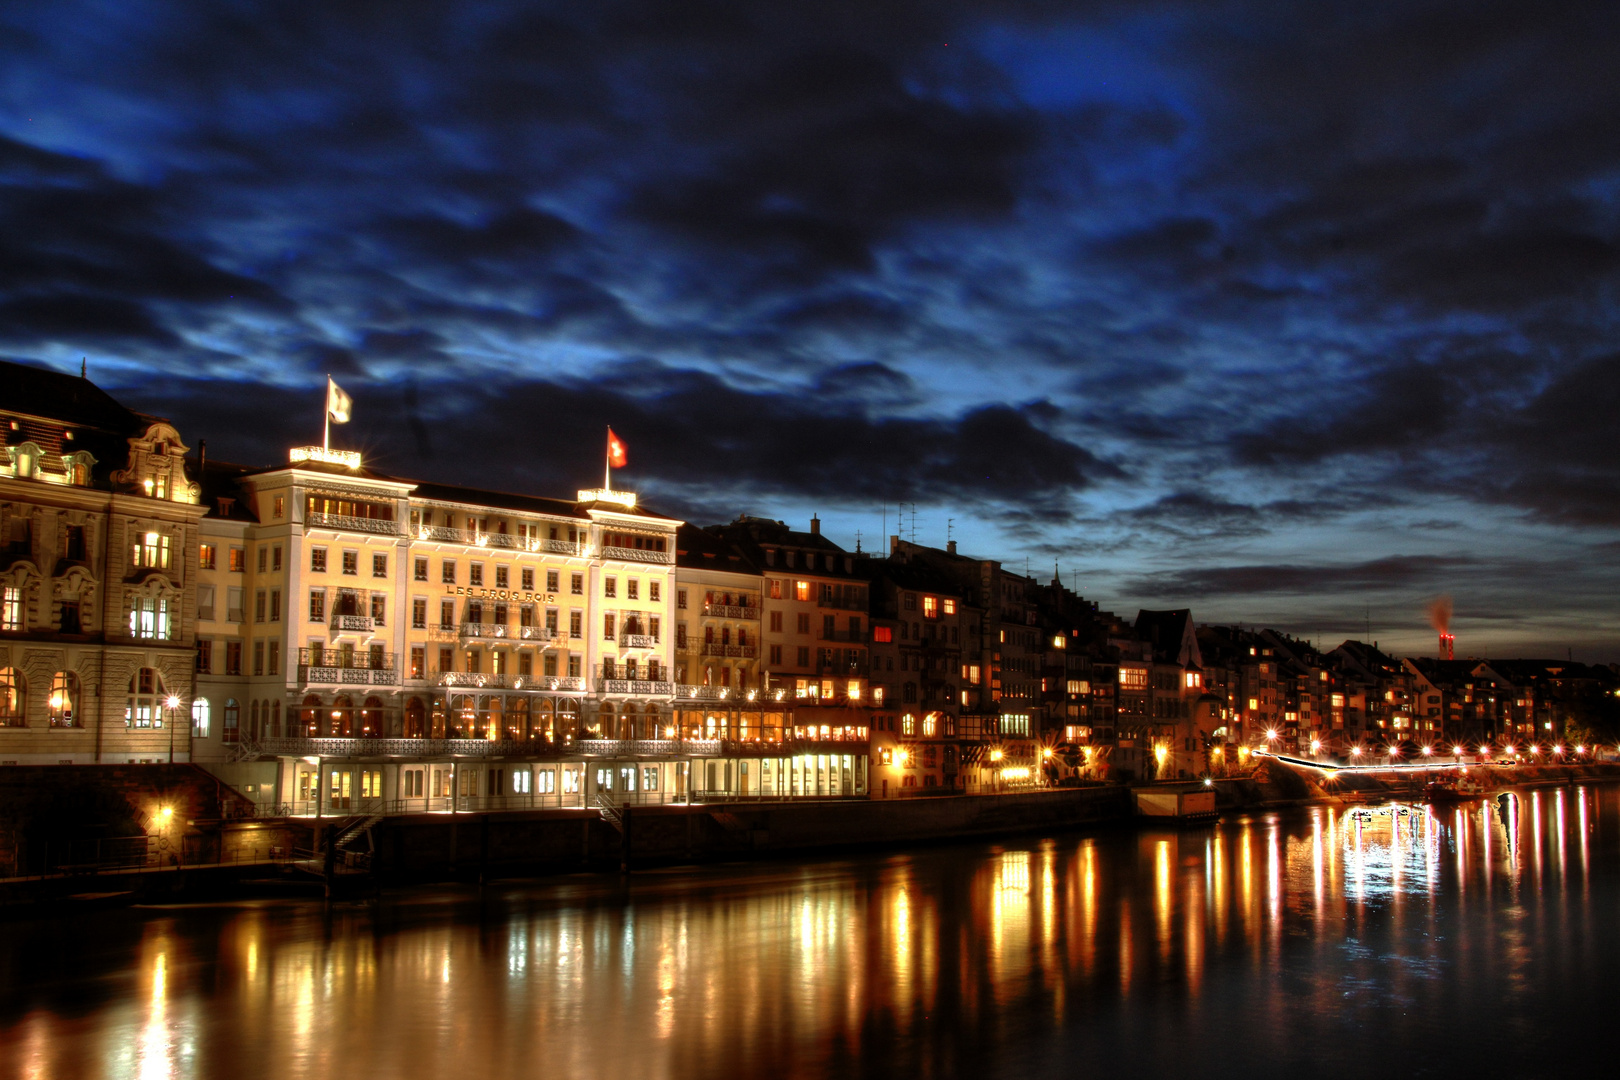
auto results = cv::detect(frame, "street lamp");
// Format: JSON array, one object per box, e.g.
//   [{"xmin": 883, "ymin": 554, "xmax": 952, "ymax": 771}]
[{"xmin": 165, "ymin": 694, "xmax": 180, "ymax": 763}]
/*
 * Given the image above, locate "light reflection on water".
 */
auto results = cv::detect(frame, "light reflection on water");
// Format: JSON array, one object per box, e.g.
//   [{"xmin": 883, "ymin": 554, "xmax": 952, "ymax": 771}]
[{"xmin": 3, "ymin": 786, "xmax": 1619, "ymax": 1080}]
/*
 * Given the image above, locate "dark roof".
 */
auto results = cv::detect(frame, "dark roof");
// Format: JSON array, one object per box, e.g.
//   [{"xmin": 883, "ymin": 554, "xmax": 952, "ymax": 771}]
[
  {"xmin": 1135, "ymin": 609, "xmax": 1196, "ymax": 665},
  {"xmin": 675, "ymin": 523, "xmax": 762, "ymax": 573},
  {"xmin": 197, "ymin": 458, "xmax": 263, "ymax": 521},
  {"xmin": 411, "ymin": 480, "xmax": 591, "ymax": 519},
  {"xmin": 0, "ymin": 358, "xmax": 151, "ymax": 434}
]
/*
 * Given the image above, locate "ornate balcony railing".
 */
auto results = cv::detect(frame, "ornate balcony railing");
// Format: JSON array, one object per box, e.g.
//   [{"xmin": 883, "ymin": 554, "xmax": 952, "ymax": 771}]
[
  {"xmin": 298, "ymin": 658, "xmax": 400, "ymax": 686},
  {"xmin": 601, "ymin": 679, "xmax": 674, "ymax": 696},
  {"xmin": 430, "ymin": 672, "xmax": 585, "ymax": 692},
  {"xmin": 673, "ymin": 684, "xmax": 777, "ymax": 707},
  {"xmin": 600, "ymin": 545, "xmax": 674, "ymax": 565},
  {"xmin": 702, "ymin": 603, "xmax": 759, "ymax": 619},
  {"xmin": 457, "ymin": 623, "xmax": 559, "ymax": 641},
  {"xmin": 413, "ymin": 526, "xmax": 582, "ymax": 555},
  {"xmin": 330, "ymin": 613, "xmax": 377, "ymax": 632},
  {"xmin": 701, "ymin": 643, "xmax": 756, "ymax": 658},
  {"xmin": 620, "ymin": 633, "xmax": 657, "ymax": 649},
  {"xmin": 307, "ymin": 512, "xmax": 400, "ymax": 536}
]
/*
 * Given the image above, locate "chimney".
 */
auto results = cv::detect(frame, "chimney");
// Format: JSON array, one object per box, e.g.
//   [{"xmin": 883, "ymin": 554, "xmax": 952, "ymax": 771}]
[
  {"xmin": 947, "ymin": 540, "xmax": 957, "ymax": 554},
  {"xmin": 890, "ymin": 534, "xmax": 900, "ymax": 554},
  {"xmin": 809, "ymin": 515, "xmax": 820, "ymax": 535}
]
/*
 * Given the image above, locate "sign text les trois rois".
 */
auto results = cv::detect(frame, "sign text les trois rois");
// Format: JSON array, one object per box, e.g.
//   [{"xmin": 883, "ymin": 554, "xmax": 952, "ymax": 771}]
[{"xmin": 444, "ymin": 584, "xmax": 559, "ymax": 604}]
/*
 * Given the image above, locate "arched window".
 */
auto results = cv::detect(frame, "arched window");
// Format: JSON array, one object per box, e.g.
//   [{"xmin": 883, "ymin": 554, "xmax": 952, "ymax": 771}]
[
  {"xmin": 330, "ymin": 695, "xmax": 354, "ymax": 737},
  {"xmin": 508, "ymin": 696, "xmax": 529, "ymax": 742},
  {"xmin": 0, "ymin": 668, "xmax": 24, "ymax": 727},
  {"xmin": 480, "ymin": 695, "xmax": 502, "ymax": 741},
  {"xmin": 125, "ymin": 668, "xmax": 167, "ymax": 728},
  {"xmin": 191, "ymin": 697, "xmax": 211, "ymax": 738},
  {"xmin": 222, "ymin": 698, "xmax": 240, "ymax": 742},
  {"xmin": 48, "ymin": 671, "xmax": 79, "ymax": 727},
  {"xmin": 361, "ymin": 696, "xmax": 384, "ymax": 737},
  {"xmin": 404, "ymin": 697, "xmax": 426, "ymax": 738},
  {"xmin": 301, "ymin": 695, "xmax": 322, "ymax": 736},
  {"xmin": 450, "ymin": 695, "xmax": 474, "ymax": 738},
  {"xmin": 250, "ymin": 700, "xmax": 261, "ymax": 740}
]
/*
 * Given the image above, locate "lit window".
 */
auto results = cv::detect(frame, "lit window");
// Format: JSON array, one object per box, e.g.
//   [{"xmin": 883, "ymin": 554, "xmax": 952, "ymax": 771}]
[
  {"xmin": 794, "ymin": 581, "xmax": 811, "ymax": 602},
  {"xmin": 0, "ymin": 587, "xmax": 21, "ymax": 631},
  {"xmin": 873, "ymin": 626, "xmax": 892, "ymax": 643},
  {"xmin": 1118, "ymin": 668, "xmax": 1148, "ymax": 690},
  {"xmin": 943, "ymin": 599, "xmax": 956, "ymax": 615},
  {"xmin": 131, "ymin": 532, "xmax": 172, "ymax": 570},
  {"xmin": 922, "ymin": 596, "xmax": 938, "ymax": 618}
]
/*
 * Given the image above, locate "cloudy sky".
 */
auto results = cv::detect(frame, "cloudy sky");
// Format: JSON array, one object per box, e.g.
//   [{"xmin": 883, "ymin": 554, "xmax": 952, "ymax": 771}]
[{"xmin": 4, "ymin": 1, "xmax": 1619, "ymax": 659}]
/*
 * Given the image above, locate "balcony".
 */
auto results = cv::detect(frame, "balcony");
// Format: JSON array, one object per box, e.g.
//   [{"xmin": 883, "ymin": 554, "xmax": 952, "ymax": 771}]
[
  {"xmin": 675, "ymin": 684, "xmax": 781, "ymax": 706},
  {"xmin": 431, "ymin": 672, "xmax": 584, "ymax": 691},
  {"xmin": 459, "ymin": 622, "xmax": 560, "ymax": 642},
  {"xmin": 601, "ymin": 545, "xmax": 674, "ymax": 565},
  {"xmin": 330, "ymin": 613, "xmax": 377, "ymax": 633},
  {"xmin": 700, "ymin": 643, "xmax": 757, "ymax": 658},
  {"xmin": 620, "ymin": 633, "xmax": 658, "ymax": 649},
  {"xmin": 601, "ymin": 679, "xmax": 675, "ymax": 696},
  {"xmin": 702, "ymin": 603, "xmax": 759, "ymax": 619},
  {"xmin": 308, "ymin": 512, "xmax": 400, "ymax": 536},
  {"xmin": 298, "ymin": 650, "xmax": 400, "ymax": 687},
  {"xmin": 817, "ymin": 629, "xmax": 866, "ymax": 643},
  {"xmin": 816, "ymin": 595, "xmax": 868, "ymax": 611}
]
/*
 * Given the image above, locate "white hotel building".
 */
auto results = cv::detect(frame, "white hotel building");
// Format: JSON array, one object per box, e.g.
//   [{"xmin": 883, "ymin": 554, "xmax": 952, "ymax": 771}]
[{"xmin": 192, "ymin": 446, "xmax": 869, "ymax": 813}]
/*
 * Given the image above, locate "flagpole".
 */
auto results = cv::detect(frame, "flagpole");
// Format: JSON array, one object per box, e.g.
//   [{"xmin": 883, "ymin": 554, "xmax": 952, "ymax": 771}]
[{"xmin": 323, "ymin": 375, "xmax": 331, "ymax": 452}]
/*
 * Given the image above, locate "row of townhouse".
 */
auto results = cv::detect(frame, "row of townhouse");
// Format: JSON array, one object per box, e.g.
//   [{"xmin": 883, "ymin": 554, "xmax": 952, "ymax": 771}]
[{"xmin": 4, "ymin": 360, "xmax": 1616, "ymax": 811}]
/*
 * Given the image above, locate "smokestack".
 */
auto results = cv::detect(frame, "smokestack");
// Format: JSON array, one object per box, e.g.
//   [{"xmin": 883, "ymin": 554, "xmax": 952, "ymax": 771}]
[
  {"xmin": 890, "ymin": 534, "xmax": 899, "ymax": 554},
  {"xmin": 1428, "ymin": 595, "xmax": 1453, "ymax": 660},
  {"xmin": 947, "ymin": 540, "xmax": 957, "ymax": 554},
  {"xmin": 809, "ymin": 515, "xmax": 820, "ymax": 535}
]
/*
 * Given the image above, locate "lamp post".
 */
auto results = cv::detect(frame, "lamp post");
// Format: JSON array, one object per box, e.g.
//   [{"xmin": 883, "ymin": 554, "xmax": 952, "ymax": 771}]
[{"xmin": 165, "ymin": 694, "xmax": 180, "ymax": 764}]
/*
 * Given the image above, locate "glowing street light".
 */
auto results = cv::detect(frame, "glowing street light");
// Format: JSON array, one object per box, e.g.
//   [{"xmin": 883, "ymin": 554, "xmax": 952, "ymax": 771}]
[
  {"xmin": 1350, "ymin": 745, "xmax": 1363, "ymax": 758},
  {"xmin": 1309, "ymin": 738, "xmax": 1322, "ymax": 754},
  {"xmin": 165, "ymin": 694, "xmax": 181, "ymax": 764},
  {"xmin": 1421, "ymin": 745, "xmax": 1433, "ymax": 757}
]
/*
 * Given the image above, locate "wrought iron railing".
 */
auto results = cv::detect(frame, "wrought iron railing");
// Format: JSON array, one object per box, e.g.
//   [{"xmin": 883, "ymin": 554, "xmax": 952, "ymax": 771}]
[
  {"xmin": 307, "ymin": 512, "xmax": 400, "ymax": 536},
  {"xmin": 600, "ymin": 545, "xmax": 674, "ymax": 565},
  {"xmin": 431, "ymin": 672, "xmax": 586, "ymax": 691},
  {"xmin": 330, "ymin": 613, "xmax": 377, "ymax": 632},
  {"xmin": 620, "ymin": 633, "xmax": 658, "ymax": 648},
  {"xmin": 601, "ymin": 679, "xmax": 675, "ymax": 695},
  {"xmin": 412, "ymin": 525, "xmax": 581, "ymax": 554},
  {"xmin": 701, "ymin": 643, "xmax": 756, "ymax": 658},
  {"xmin": 702, "ymin": 603, "xmax": 760, "ymax": 619}
]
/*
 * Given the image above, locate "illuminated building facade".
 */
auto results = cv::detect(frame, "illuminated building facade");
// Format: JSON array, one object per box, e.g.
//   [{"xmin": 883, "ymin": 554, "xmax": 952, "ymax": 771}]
[{"xmin": 0, "ymin": 360, "xmax": 205, "ymax": 764}]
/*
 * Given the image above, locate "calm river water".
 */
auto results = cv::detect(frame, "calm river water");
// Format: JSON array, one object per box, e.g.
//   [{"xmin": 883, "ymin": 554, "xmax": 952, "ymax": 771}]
[{"xmin": 4, "ymin": 786, "xmax": 1620, "ymax": 1079}]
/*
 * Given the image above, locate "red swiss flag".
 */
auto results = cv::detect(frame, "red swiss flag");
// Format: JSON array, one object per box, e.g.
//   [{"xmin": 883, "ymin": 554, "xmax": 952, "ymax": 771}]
[{"xmin": 607, "ymin": 427, "xmax": 628, "ymax": 469}]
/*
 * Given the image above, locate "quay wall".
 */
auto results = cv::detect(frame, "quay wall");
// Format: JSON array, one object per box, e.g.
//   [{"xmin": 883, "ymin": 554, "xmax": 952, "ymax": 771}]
[{"xmin": 369, "ymin": 785, "xmax": 1133, "ymax": 880}]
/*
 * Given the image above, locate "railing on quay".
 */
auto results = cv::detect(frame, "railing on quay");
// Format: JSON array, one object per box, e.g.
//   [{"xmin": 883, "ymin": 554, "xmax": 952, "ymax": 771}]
[{"xmin": 250, "ymin": 734, "xmax": 869, "ymax": 761}]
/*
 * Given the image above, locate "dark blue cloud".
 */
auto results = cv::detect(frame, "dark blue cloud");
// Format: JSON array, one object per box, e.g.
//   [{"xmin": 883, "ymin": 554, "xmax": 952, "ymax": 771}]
[{"xmin": 3, "ymin": 0, "xmax": 1620, "ymax": 657}]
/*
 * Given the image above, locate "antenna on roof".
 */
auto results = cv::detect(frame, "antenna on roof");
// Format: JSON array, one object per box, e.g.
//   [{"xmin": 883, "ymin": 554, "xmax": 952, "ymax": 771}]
[
  {"xmin": 854, "ymin": 529, "xmax": 862, "ymax": 554},
  {"xmin": 80, "ymin": 357, "xmax": 86, "ymax": 379},
  {"xmin": 947, "ymin": 517, "xmax": 953, "ymax": 545}
]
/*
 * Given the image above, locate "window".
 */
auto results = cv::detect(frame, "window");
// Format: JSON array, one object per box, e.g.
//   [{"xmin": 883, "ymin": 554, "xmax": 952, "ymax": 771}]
[
  {"xmin": 128, "ymin": 596, "xmax": 174, "ymax": 640},
  {"xmin": 197, "ymin": 638, "xmax": 213, "ymax": 673},
  {"xmin": 373, "ymin": 553, "xmax": 388, "ymax": 577},
  {"xmin": 873, "ymin": 625, "xmax": 892, "ymax": 643},
  {"xmin": 443, "ymin": 560, "xmax": 457, "ymax": 584},
  {"xmin": 273, "ymin": 495, "xmax": 285, "ymax": 519},
  {"xmin": 272, "ymin": 545, "xmax": 282, "ymax": 571},
  {"xmin": 770, "ymin": 644, "xmax": 783, "ymax": 665},
  {"xmin": 191, "ymin": 698, "xmax": 210, "ymax": 738},
  {"xmin": 470, "ymin": 563, "xmax": 484, "ymax": 587},
  {"xmin": 495, "ymin": 565, "xmax": 508, "ymax": 588},
  {"xmin": 131, "ymin": 531, "xmax": 172, "ymax": 570},
  {"xmin": 268, "ymin": 640, "xmax": 280, "ymax": 676},
  {"xmin": 570, "ymin": 573, "xmax": 583, "ymax": 595},
  {"xmin": 604, "ymin": 576, "xmax": 617, "ymax": 599},
  {"xmin": 413, "ymin": 598, "xmax": 427, "ymax": 629},
  {"xmin": 521, "ymin": 568, "xmax": 535, "ymax": 591},
  {"xmin": 650, "ymin": 581, "xmax": 660, "ymax": 602},
  {"xmin": 627, "ymin": 579, "xmax": 638, "ymax": 601},
  {"xmin": 410, "ymin": 646, "xmax": 425, "ymax": 680},
  {"xmin": 797, "ymin": 646, "xmax": 810, "ymax": 666},
  {"xmin": 0, "ymin": 667, "xmax": 22, "ymax": 727},
  {"xmin": 567, "ymin": 654, "xmax": 582, "ymax": 678},
  {"xmin": 570, "ymin": 611, "xmax": 582, "ymax": 638},
  {"xmin": 309, "ymin": 590, "xmax": 326, "ymax": 622},
  {"xmin": 311, "ymin": 548, "xmax": 327, "ymax": 573},
  {"xmin": 414, "ymin": 557, "xmax": 428, "ymax": 581},
  {"xmin": 795, "ymin": 581, "xmax": 811, "ymax": 601},
  {"xmin": 253, "ymin": 640, "xmax": 265, "ymax": 676},
  {"xmin": 677, "ymin": 589, "xmax": 688, "ymax": 610},
  {"xmin": 229, "ymin": 546, "xmax": 245, "ymax": 572},
  {"xmin": 46, "ymin": 671, "xmax": 78, "ymax": 727},
  {"xmin": 257, "ymin": 546, "xmax": 267, "ymax": 573},
  {"xmin": 922, "ymin": 596, "xmax": 938, "ymax": 618},
  {"xmin": 604, "ymin": 613, "xmax": 616, "ymax": 640},
  {"xmin": 270, "ymin": 589, "xmax": 281, "ymax": 622},
  {"xmin": 438, "ymin": 600, "xmax": 454, "ymax": 629},
  {"xmin": 1119, "ymin": 668, "xmax": 1148, "ymax": 690},
  {"xmin": 0, "ymin": 586, "xmax": 21, "ymax": 631},
  {"xmin": 342, "ymin": 550, "xmax": 358, "ymax": 575},
  {"xmin": 227, "ymin": 587, "xmax": 244, "ymax": 622},
  {"xmin": 222, "ymin": 698, "xmax": 239, "ymax": 743},
  {"xmin": 797, "ymin": 613, "xmax": 810, "ymax": 634},
  {"xmin": 199, "ymin": 543, "xmax": 216, "ymax": 570},
  {"xmin": 255, "ymin": 590, "xmax": 266, "ymax": 623},
  {"xmin": 371, "ymin": 594, "xmax": 386, "ymax": 624},
  {"xmin": 545, "ymin": 570, "xmax": 558, "ymax": 592},
  {"xmin": 438, "ymin": 647, "xmax": 454, "ymax": 673},
  {"xmin": 944, "ymin": 599, "xmax": 956, "ymax": 615},
  {"xmin": 125, "ymin": 668, "xmax": 167, "ymax": 729}
]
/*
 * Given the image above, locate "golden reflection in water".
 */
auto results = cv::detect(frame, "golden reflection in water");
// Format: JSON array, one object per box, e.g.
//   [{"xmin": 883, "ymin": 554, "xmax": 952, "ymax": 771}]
[{"xmin": 9, "ymin": 789, "xmax": 1620, "ymax": 1080}]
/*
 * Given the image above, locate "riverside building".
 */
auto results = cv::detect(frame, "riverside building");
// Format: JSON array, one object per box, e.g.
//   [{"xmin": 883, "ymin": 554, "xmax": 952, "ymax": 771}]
[{"xmin": 0, "ymin": 361, "xmax": 205, "ymax": 764}]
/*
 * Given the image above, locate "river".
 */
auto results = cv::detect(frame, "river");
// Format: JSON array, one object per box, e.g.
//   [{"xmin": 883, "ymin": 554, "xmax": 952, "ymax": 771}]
[{"xmin": 3, "ymin": 785, "xmax": 1618, "ymax": 1079}]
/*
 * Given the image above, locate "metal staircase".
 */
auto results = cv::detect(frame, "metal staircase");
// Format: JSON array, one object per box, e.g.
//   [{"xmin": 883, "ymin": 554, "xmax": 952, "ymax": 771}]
[{"xmin": 593, "ymin": 793, "xmax": 624, "ymax": 833}]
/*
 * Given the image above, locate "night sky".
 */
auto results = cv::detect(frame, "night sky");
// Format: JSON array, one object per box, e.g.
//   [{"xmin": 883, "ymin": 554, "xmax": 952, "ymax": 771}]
[{"xmin": 4, "ymin": 2, "xmax": 1618, "ymax": 660}]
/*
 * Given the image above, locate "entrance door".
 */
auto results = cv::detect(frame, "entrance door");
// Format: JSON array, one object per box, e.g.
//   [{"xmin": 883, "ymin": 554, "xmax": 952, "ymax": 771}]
[{"xmin": 329, "ymin": 769, "xmax": 352, "ymax": 810}]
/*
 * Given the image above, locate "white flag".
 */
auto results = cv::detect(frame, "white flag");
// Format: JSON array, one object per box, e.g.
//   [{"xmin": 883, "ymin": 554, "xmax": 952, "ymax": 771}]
[{"xmin": 326, "ymin": 377, "xmax": 352, "ymax": 424}]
